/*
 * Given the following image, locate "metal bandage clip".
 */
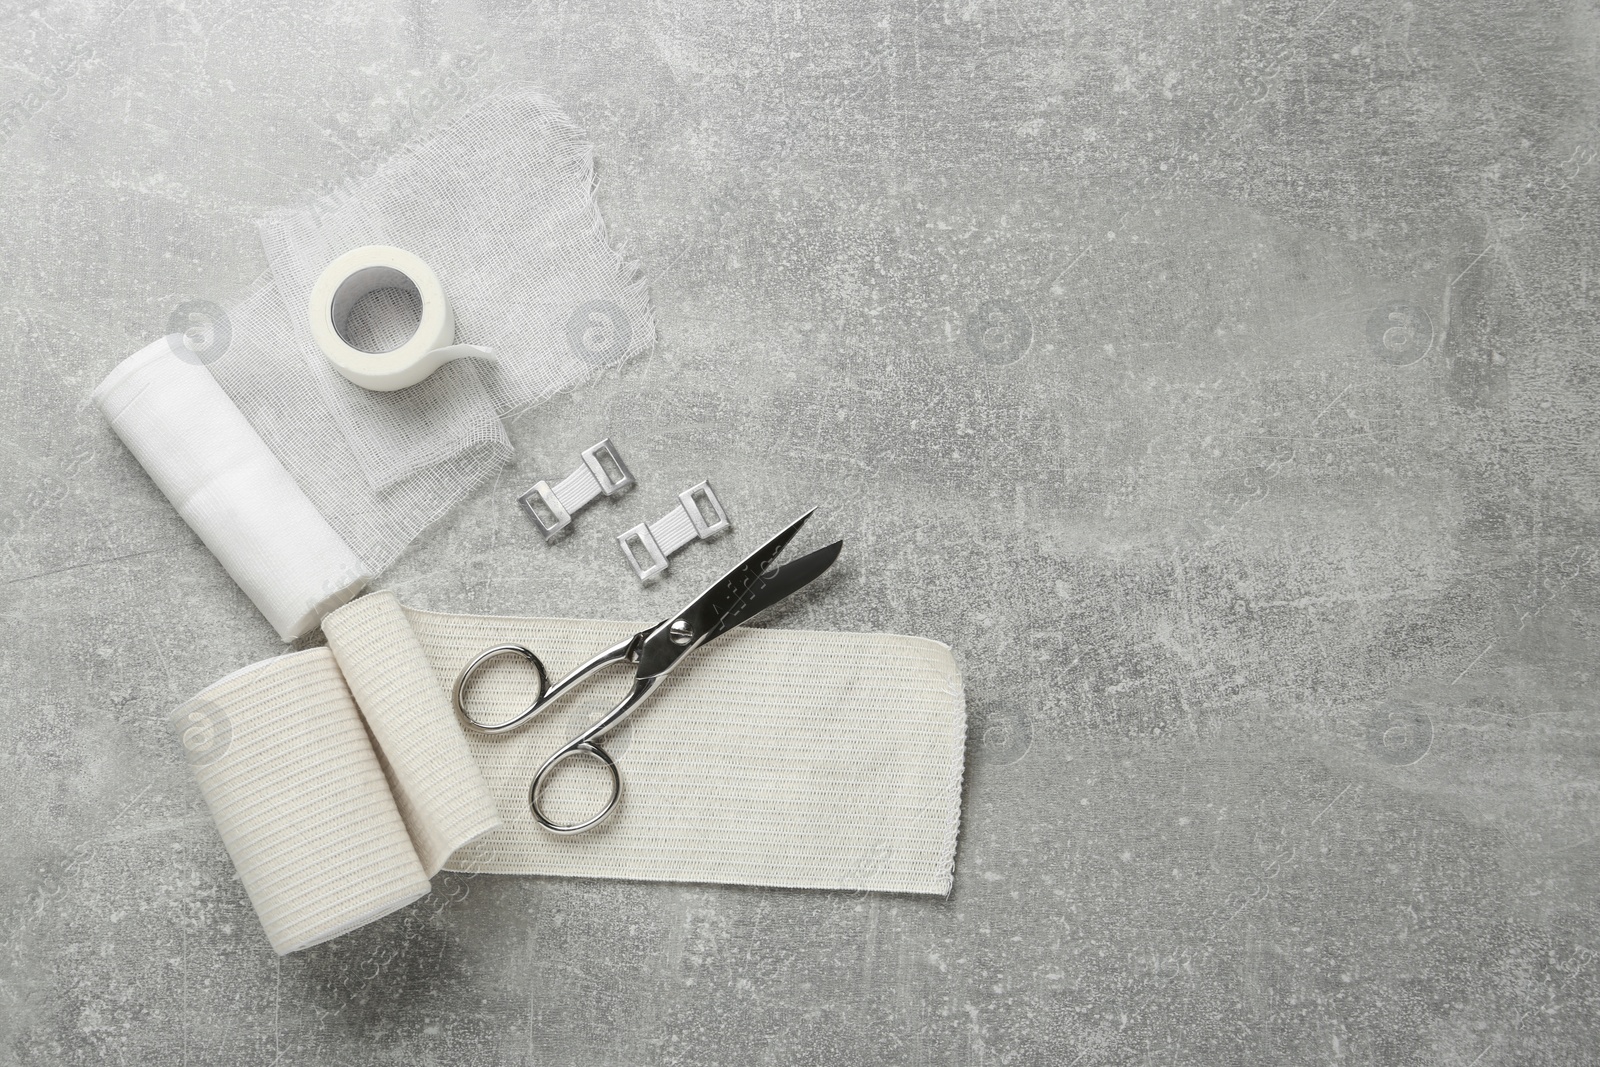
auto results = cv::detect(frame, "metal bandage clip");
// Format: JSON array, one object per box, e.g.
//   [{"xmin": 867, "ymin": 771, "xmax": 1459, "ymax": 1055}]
[
  {"xmin": 617, "ymin": 481, "xmax": 731, "ymax": 581},
  {"xmin": 518, "ymin": 439, "xmax": 636, "ymax": 541}
]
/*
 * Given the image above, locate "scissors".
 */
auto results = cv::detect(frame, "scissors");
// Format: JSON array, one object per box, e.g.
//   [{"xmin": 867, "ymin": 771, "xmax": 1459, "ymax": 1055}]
[{"xmin": 451, "ymin": 509, "xmax": 842, "ymax": 835}]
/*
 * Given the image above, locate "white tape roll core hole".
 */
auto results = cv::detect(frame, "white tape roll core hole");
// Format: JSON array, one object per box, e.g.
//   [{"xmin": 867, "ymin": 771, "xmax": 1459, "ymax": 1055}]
[
  {"xmin": 330, "ymin": 265, "xmax": 424, "ymax": 354},
  {"xmin": 309, "ymin": 245, "xmax": 493, "ymax": 392}
]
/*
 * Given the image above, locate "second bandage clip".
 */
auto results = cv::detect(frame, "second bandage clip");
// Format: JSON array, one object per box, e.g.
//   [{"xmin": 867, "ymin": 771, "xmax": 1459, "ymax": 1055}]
[{"xmin": 517, "ymin": 438, "xmax": 730, "ymax": 581}]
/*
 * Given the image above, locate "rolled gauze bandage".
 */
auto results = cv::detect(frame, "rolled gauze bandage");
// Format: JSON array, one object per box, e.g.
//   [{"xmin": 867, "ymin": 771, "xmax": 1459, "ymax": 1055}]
[
  {"xmin": 93, "ymin": 339, "xmax": 372, "ymax": 640},
  {"xmin": 308, "ymin": 245, "xmax": 492, "ymax": 392}
]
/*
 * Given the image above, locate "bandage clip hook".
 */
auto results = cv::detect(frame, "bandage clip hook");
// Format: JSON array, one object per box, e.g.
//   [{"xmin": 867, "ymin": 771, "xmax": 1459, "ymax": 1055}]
[{"xmin": 518, "ymin": 438, "xmax": 636, "ymax": 541}]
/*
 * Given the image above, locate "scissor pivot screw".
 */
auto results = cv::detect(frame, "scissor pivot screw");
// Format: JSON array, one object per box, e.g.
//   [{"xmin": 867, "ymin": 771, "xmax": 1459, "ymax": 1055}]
[{"xmin": 668, "ymin": 620, "xmax": 695, "ymax": 646}]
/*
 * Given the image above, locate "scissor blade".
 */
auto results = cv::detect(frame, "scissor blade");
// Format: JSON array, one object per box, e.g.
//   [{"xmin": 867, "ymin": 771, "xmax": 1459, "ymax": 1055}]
[
  {"xmin": 704, "ymin": 539, "xmax": 842, "ymax": 640},
  {"xmin": 634, "ymin": 510, "xmax": 814, "ymax": 677},
  {"xmin": 695, "ymin": 507, "xmax": 814, "ymax": 622}
]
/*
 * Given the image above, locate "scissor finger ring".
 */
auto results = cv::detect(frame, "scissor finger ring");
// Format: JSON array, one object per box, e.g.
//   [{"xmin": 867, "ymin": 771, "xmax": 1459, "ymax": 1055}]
[
  {"xmin": 529, "ymin": 741, "xmax": 621, "ymax": 834},
  {"xmin": 451, "ymin": 644, "xmax": 549, "ymax": 732}
]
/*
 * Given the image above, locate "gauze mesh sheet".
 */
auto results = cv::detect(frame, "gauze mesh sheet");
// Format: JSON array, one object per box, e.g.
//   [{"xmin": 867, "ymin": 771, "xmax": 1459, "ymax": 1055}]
[
  {"xmin": 177, "ymin": 591, "xmax": 968, "ymax": 953},
  {"xmin": 253, "ymin": 86, "xmax": 654, "ymax": 490},
  {"xmin": 97, "ymin": 86, "xmax": 653, "ymax": 636},
  {"xmin": 204, "ymin": 274, "xmax": 509, "ymax": 574}
]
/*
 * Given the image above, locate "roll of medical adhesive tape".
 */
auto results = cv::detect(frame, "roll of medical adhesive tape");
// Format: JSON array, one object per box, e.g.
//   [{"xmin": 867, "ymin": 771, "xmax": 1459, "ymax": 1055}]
[{"xmin": 307, "ymin": 245, "xmax": 492, "ymax": 392}]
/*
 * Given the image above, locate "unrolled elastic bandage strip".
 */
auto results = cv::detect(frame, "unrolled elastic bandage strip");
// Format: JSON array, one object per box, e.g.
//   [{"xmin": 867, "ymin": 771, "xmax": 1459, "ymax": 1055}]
[{"xmin": 175, "ymin": 592, "xmax": 967, "ymax": 954}]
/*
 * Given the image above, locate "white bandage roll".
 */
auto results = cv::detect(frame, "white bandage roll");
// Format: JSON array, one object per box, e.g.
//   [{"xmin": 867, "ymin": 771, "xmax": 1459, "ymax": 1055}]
[
  {"xmin": 307, "ymin": 245, "xmax": 492, "ymax": 392},
  {"xmin": 93, "ymin": 339, "xmax": 372, "ymax": 640}
]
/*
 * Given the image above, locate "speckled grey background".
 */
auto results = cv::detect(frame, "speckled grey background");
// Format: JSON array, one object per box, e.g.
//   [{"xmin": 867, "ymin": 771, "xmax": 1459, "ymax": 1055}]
[{"xmin": 3, "ymin": 0, "xmax": 1598, "ymax": 1063}]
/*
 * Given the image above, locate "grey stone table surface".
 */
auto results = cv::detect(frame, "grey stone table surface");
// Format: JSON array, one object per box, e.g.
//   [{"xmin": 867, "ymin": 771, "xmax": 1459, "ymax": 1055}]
[{"xmin": 2, "ymin": 0, "xmax": 1598, "ymax": 1063}]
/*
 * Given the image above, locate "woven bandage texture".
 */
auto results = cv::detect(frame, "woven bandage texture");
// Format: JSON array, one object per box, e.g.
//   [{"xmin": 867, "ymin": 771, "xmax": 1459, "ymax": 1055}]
[
  {"xmin": 322, "ymin": 596, "xmax": 502, "ymax": 875},
  {"xmin": 178, "ymin": 591, "xmax": 967, "ymax": 952},
  {"xmin": 173, "ymin": 650, "xmax": 432, "ymax": 955}
]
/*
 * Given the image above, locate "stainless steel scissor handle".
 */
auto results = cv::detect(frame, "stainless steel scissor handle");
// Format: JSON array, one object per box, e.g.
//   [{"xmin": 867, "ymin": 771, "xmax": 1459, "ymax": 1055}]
[
  {"xmin": 451, "ymin": 510, "xmax": 842, "ymax": 835},
  {"xmin": 451, "ymin": 635, "xmax": 655, "ymax": 834}
]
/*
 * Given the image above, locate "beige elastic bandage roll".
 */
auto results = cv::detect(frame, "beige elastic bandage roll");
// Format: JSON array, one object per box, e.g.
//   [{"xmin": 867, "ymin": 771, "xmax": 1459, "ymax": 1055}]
[{"xmin": 175, "ymin": 592, "xmax": 968, "ymax": 954}]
